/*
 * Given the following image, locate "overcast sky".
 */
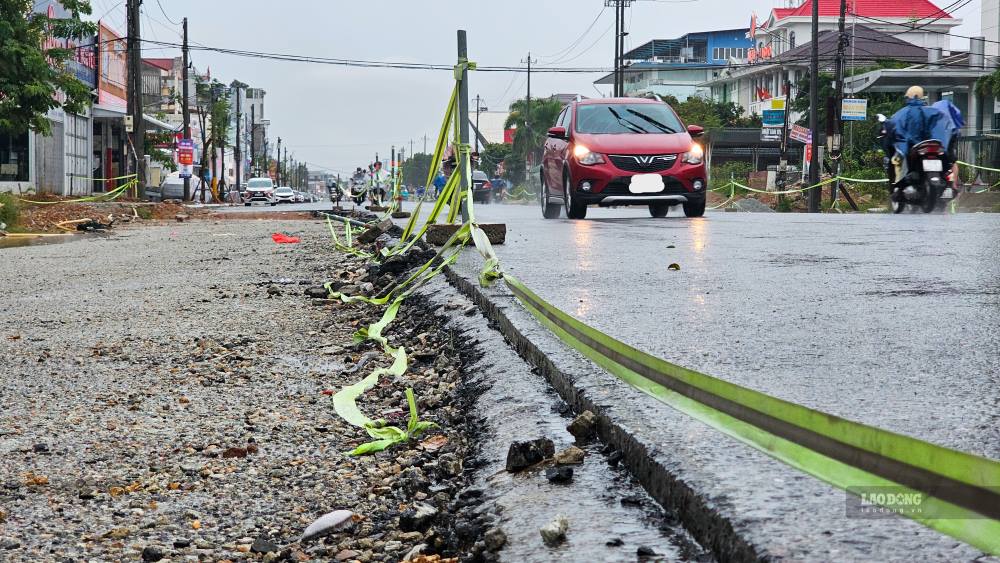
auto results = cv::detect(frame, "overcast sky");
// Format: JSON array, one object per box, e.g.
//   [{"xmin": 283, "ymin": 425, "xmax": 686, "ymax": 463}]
[{"xmin": 92, "ymin": 0, "xmax": 984, "ymax": 175}]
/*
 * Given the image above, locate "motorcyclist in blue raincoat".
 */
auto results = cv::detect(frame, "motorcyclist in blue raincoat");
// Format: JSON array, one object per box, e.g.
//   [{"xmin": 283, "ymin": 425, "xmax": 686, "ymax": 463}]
[{"xmin": 889, "ymin": 86, "xmax": 946, "ymax": 184}]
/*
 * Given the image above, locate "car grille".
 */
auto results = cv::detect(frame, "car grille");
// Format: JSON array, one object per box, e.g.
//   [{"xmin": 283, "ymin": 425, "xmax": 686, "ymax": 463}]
[
  {"xmin": 608, "ymin": 154, "xmax": 678, "ymax": 173},
  {"xmin": 600, "ymin": 176, "xmax": 687, "ymax": 196}
]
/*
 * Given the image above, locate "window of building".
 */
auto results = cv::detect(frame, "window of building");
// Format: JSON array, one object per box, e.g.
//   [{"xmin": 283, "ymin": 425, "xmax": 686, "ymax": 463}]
[
  {"xmin": 713, "ymin": 47, "xmax": 720, "ymax": 60},
  {"xmin": 0, "ymin": 129, "xmax": 29, "ymax": 182},
  {"xmin": 789, "ymin": 32, "xmax": 796, "ymax": 49}
]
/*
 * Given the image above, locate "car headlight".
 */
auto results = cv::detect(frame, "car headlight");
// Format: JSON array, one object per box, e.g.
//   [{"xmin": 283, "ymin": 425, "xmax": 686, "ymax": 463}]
[
  {"xmin": 573, "ymin": 144, "xmax": 605, "ymax": 166},
  {"xmin": 682, "ymin": 143, "xmax": 704, "ymax": 165}
]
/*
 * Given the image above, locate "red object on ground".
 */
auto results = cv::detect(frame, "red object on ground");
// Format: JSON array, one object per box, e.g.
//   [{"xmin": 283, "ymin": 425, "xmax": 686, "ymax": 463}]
[{"xmin": 271, "ymin": 233, "xmax": 300, "ymax": 244}]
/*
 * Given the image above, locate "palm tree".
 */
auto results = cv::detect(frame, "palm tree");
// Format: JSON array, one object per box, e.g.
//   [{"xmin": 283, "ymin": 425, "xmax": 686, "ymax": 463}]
[{"xmin": 504, "ymin": 98, "xmax": 564, "ymax": 184}]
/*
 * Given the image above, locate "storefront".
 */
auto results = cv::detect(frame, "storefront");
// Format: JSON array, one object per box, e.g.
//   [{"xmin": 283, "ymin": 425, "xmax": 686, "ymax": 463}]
[
  {"xmin": 92, "ymin": 21, "xmax": 129, "ymax": 193},
  {"xmin": 0, "ymin": 130, "xmax": 32, "ymax": 191}
]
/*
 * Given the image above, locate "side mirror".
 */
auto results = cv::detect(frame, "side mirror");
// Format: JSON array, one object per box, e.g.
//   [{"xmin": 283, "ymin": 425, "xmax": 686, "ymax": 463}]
[
  {"xmin": 547, "ymin": 126, "xmax": 567, "ymax": 139},
  {"xmin": 687, "ymin": 124, "xmax": 705, "ymax": 138},
  {"xmin": 876, "ymin": 113, "xmax": 887, "ymax": 123}
]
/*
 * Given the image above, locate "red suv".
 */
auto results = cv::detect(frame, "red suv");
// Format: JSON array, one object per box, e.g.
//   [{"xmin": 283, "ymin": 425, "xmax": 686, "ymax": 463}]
[{"xmin": 540, "ymin": 97, "xmax": 707, "ymax": 219}]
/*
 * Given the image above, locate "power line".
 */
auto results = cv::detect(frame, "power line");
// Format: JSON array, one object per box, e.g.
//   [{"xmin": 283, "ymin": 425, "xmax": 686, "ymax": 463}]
[
  {"xmin": 538, "ymin": 6, "xmax": 607, "ymax": 62},
  {"xmin": 155, "ymin": 0, "xmax": 182, "ymax": 26}
]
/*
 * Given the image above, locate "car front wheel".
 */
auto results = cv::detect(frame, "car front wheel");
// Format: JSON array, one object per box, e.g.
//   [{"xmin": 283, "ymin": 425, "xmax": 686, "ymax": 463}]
[
  {"xmin": 564, "ymin": 173, "xmax": 587, "ymax": 219},
  {"xmin": 540, "ymin": 174, "xmax": 561, "ymax": 219},
  {"xmin": 683, "ymin": 197, "xmax": 706, "ymax": 218},
  {"xmin": 649, "ymin": 202, "xmax": 669, "ymax": 217}
]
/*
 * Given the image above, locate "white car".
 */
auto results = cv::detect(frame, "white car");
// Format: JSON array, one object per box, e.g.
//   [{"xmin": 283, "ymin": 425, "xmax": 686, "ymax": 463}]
[
  {"xmin": 244, "ymin": 178, "xmax": 276, "ymax": 206},
  {"xmin": 274, "ymin": 186, "xmax": 296, "ymax": 204}
]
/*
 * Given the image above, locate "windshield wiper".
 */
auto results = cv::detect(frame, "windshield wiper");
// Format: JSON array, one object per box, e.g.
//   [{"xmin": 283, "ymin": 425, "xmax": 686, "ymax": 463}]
[
  {"xmin": 626, "ymin": 109, "xmax": 678, "ymax": 134},
  {"xmin": 607, "ymin": 107, "xmax": 648, "ymax": 134}
]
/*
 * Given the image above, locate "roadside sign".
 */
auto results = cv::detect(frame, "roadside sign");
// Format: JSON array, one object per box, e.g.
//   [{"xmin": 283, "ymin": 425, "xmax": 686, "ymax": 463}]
[
  {"xmin": 841, "ymin": 98, "xmax": 868, "ymax": 121},
  {"xmin": 805, "ymin": 143, "xmax": 813, "ymax": 163},
  {"xmin": 789, "ymin": 124, "xmax": 812, "ymax": 144},
  {"xmin": 770, "ymin": 98, "xmax": 786, "ymax": 110},
  {"xmin": 760, "ymin": 126, "xmax": 782, "ymax": 142},
  {"xmin": 177, "ymin": 138, "xmax": 194, "ymax": 178},
  {"xmin": 762, "ymin": 109, "xmax": 785, "ymax": 127}
]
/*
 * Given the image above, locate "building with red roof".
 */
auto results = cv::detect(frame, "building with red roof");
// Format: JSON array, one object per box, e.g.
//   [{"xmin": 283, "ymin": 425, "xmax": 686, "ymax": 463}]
[{"xmin": 750, "ymin": 0, "xmax": 961, "ymax": 63}]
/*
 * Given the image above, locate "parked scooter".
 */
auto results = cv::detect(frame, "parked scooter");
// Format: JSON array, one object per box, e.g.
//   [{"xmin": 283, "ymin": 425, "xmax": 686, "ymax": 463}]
[{"xmin": 877, "ymin": 113, "xmax": 955, "ymax": 214}]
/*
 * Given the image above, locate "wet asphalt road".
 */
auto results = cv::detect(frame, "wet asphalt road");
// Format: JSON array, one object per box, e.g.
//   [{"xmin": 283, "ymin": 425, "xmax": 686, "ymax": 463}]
[
  {"xmin": 434, "ymin": 201, "xmax": 1000, "ymax": 558},
  {"xmin": 445, "ymin": 203, "xmax": 1000, "ymax": 456}
]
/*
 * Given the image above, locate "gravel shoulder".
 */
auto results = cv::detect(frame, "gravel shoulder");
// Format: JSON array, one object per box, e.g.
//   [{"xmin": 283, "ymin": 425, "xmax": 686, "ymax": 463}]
[{"xmin": 0, "ymin": 219, "xmax": 473, "ymax": 562}]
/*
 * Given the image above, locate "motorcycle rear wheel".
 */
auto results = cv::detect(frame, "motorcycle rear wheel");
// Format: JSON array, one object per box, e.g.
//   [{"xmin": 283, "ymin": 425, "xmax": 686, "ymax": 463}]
[
  {"xmin": 889, "ymin": 189, "xmax": 905, "ymax": 214},
  {"xmin": 921, "ymin": 178, "xmax": 939, "ymax": 214}
]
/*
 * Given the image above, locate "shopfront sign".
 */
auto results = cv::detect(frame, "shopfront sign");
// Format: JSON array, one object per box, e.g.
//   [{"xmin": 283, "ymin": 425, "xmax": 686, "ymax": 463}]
[{"xmin": 178, "ymin": 139, "xmax": 194, "ymax": 178}]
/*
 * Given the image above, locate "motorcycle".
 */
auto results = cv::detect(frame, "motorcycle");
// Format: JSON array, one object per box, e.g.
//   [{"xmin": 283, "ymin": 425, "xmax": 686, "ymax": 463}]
[
  {"xmin": 349, "ymin": 178, "xmax": 367, "ymax": 206},
  {"xmin": 877, "ymin": 114, "xmax": 955, "ymax": 214},
  {"xmin": 327, "ymin": 181, "xmax": 343, "ymax": 205}
]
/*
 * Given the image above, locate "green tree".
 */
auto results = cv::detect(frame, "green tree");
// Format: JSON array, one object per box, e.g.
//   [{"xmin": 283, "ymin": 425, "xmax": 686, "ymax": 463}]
[
  {"xmin": 478, "ymin": 142, "xmax": 510, "ymax": 177},
  {"xmin": 0, "ymin": 0, "xmax": 96, "ymax": 134},
  {"xmin": 193, "ymin": 78, "xmax": 230, "ymax": 200},
  {"xmin": 660, "ymin": 95, "xmax": 760, "ymax": 129},
  {"xmin": 976, "ymin": 68, "xmax": 1000, "ymax": 99},
  {"xmin": 504, "ymin": 97, "xmax": 563, "ymax": 184},
  {"xmin": 401, "ymin": 152, "xmax": 433, "ymax": 188}
]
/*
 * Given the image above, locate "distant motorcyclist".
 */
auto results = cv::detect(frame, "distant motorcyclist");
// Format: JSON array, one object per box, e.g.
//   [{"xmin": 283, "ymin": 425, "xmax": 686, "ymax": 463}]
[
  {"xmin": 889, "ymin": 86, "xmax": 943, "ymax": 185},
  {"xmin": 369, "ymin": 161, "xmax": 390, "ymax": 205}
]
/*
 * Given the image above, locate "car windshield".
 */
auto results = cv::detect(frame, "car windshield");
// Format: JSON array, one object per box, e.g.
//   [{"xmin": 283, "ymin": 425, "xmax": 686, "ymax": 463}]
[
  {"xmin": 575, "ymin": 103, "xmax": 683, "ymax": 135},
  {"xmin": 247, "ymin": 179, "xmax": 273, "ymax": 189}
]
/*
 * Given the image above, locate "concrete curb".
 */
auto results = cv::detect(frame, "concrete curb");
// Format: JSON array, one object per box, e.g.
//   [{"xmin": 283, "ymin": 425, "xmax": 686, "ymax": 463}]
[{"xmin": 443, "ymin": 267, "xmax": 760, "ymax": 562}]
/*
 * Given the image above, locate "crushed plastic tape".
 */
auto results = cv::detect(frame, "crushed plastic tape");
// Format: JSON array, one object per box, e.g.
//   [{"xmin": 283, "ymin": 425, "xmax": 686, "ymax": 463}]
[
  {"xmin": 15, "ymin": 178, "xmax": 138, "ymax": 205},
  {"xmin": 502, "ymin": 274, "xmax": 1000, "ymax": 555},
  {"xmin": 956, "ymin": 160, "xmax": 1000, "ymax": 174},
  {"xmin": 271, "ymin": 233, "xmax": 301, "ymax": 244}
]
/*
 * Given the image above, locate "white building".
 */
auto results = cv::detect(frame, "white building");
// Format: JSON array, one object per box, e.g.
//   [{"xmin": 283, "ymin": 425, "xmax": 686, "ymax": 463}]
[{"xmin": 748, "ymin": 0, "xmax": 962, "ymax": 61}]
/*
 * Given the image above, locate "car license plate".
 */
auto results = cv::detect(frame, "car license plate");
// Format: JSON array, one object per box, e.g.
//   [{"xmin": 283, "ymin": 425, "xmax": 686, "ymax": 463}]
[
  {"xmin": 628, "ymin": 174, "xmax": 663, "ymax": 194},
  {"xmin": 922, "ymin": 160, "xmax": 943, "ymax": 172}
]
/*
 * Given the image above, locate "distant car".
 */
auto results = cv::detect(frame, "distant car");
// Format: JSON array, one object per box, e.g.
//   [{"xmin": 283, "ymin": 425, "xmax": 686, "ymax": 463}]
[
  {"xmin": 292, "ymin": 190, "xmax": 305, "ymax": 203},
  {"xmin": 540, "ymin": 97, "xmax": 707, "ymax": 219},
  {"xmin": 274, "ymin": 186, "xmax": 296, "ymax": 204},
  {"xmin": 158, "ymin": 175, "xmax": 185, "ymax": 201},
  {"xmin": 472, "ymin": 171, "xmax": 493, "ymax": 204},
  {"xmin": 244, "ymin": 177, "xmax": 276, "ymax": 206}
]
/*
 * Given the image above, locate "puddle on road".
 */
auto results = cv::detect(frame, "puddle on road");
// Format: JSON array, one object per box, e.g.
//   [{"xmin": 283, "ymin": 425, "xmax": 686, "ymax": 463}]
[{"xmin": 0, "ymin": 234, "xmax": 77, "ymax": 249}]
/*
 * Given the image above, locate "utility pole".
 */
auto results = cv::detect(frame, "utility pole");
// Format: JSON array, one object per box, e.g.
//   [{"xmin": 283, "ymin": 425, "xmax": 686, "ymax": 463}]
[
  {"xmin": 409, "ymin": 139, "xmax": 414, "ymax": 159},
  {"xmin": 474, "ymin": 94, "xmax": 488, "ymax": 153},
  {"xmin": 276, "ymin": 137, "xmax": 282, "ymax": 185},
  {"xmin": 808, "ymin": 0, "xmax": 821, "ymax": 213},
  {"xmin": 283, "ymin": 147, "xmax": 288, "ymax": 187},
  {"xmin": 422, "ymin": 134, "xmax": 428, "ymax": 154},
  {"xmin": 126, "ymin": 0, "xmax": 144, "ymax": 193},
  {"xmin": 618, "ymin": 0, "xmax": 626, "ymax": 95},
  {"xmin": 831, "ymin": 0, "xmax": 848, "ymax": 203},
  {"xmin": 777, "ymin": 71, "xmax": 791, "ymax": 199},
  {"xmin": 611, "ymin": 0, "xmax": 620, "ymax": 96},
  {"xmin": 181, "ymin": 17, "xmax": 190, "ymax": 200},
  {"xmin": 249, "ymin": 104, "xmax": 255, "ymax": 176},
  {"xmin": 521, "ymin": 52, "xmax": 536, "ymax": 184},
  {"xmin": 458, "ymin": 30, "xmax": 472, "ymax": 223},
  {"xmin": 233, "ymin": 83, "xmax": 242, "ymax": 195}
]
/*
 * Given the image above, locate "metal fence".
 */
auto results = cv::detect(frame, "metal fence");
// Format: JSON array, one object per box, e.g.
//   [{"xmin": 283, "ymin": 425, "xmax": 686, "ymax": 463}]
[{"xmin": 953, "ymin": 135, "xmax": 999, "ymax": 188}]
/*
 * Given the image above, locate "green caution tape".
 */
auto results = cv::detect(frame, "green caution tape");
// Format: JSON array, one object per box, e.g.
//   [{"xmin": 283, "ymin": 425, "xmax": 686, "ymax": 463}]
[
  {"xmin": 15, "ymin": 177, "xmax": 138, "ymax": 205},
  {"xmin": 502, "ymin": 274, "xmax": 1000, "ymax": 554}
]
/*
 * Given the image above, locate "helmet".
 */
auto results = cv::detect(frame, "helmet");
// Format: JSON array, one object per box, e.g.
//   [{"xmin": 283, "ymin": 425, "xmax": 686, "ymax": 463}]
[{"xmin": 905, "ymin": 85, "xmax": 924, "ymax": 99}]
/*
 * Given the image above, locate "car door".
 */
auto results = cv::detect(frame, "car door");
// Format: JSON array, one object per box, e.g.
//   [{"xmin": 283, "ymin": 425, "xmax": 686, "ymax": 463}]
[
  {"xmin": 541, "ymin": 109, "xmax": 566, "ymax": 193},
  {"xmin": 543, "ymin": 107, "xmax": 569, "ymax": 195}
]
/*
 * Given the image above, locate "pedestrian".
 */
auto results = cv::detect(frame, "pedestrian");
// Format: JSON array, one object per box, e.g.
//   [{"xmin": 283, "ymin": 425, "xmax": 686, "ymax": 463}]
[{"xmin": 433, "ymin": 170, "xmax": 447, "ymax": 197}]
